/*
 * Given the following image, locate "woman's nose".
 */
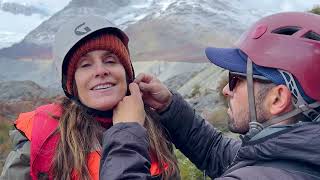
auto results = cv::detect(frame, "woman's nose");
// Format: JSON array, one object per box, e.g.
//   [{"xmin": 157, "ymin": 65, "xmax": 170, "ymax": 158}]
[{"xmin": 94, "ymin": 64, "xmax": 110, "ymax": 78}]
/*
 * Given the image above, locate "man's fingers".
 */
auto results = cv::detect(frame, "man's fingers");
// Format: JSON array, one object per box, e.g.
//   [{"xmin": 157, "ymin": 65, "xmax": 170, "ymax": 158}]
[
  {"xmin": 134, "ymin": 73, "xmax": 154, "ymax": 84},
  {"xmin": 129, "ymin": 83, "xmax": 142, "ymax": 97},
  {"xmin": 138, "ymin": 82, "xmax": 159, "ymax": 93}
]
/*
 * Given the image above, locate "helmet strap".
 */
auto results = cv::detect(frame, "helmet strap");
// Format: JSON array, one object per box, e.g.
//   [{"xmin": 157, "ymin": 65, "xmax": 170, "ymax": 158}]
[
  {"xmin": 262, "ymin": 69, "xmax": 320, "ymax": 126},
  {"xmin": 241, "ymin": 58, "xmax": 264, "ymax": 141},
  {"xmin": 278, "ymin": 70, "xmax": 320, "ymax": 121},
  {"xmin": 242, "ymin": 66, "xmax": 320, "ymax": 141},
  {"xmin": 262, "ymin": 101, "xmax": 320, "ymax": 127}
]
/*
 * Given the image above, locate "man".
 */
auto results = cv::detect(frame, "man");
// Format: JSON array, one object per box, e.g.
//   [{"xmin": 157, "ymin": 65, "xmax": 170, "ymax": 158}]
[{"xmin": 101, "ymin": 12, "xmax": 320, "ymax": 179}]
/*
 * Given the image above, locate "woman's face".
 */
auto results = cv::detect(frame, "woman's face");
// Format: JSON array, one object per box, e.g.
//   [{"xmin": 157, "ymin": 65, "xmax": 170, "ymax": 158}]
[{"xmin": 74, "ymin": 50, "xmax": 127, "ymax": 111}]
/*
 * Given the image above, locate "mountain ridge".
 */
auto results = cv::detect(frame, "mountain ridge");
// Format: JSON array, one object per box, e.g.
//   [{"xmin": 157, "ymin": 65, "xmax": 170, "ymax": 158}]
[{"xmin": 0, "ymin": 0, "xmax": 264, "ymax": 60}]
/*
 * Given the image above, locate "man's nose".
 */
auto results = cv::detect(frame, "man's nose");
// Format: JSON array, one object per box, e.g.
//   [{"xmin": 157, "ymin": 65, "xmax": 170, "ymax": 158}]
[{"xmin": 222, "ymin": 84, "xmax": 232, "ymax": 97}]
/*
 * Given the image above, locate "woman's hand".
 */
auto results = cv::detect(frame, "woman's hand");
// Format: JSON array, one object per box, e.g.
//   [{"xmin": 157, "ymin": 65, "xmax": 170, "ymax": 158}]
[{"xmin": 113, "ymin": 83, "xmax": 146, "ymax": 126}]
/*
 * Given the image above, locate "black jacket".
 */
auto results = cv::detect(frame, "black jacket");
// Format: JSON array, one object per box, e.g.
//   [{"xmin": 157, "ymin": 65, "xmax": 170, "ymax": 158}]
[
  {"xmin": 159, "ymin": 93, "xmax": 320, "ymax": 179},
  {"xmin": 100, "ymin": 93, "xmax": 320, "ymax": 179},
  {"xmin": 100, "ymin": 123, "xmax": 153, "ymax": 179}
]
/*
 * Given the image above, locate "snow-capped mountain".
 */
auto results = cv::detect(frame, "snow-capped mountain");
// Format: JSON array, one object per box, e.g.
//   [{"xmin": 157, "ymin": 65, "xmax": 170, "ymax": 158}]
[
  {"xmin": 0, "ymin": 0, "xmax": 319, "ymax": 88},
  {"xmin": 0, "ymin": 0, "xmax": 265, "ymax": 61},
  {"xmin": 1, "ymin": 0, "xmax": 319, "ymax": 60}
]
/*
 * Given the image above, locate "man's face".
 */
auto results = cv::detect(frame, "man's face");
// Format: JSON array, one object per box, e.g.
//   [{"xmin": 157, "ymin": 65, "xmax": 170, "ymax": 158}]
[{"xmin": 222, "ymin": 72, "xmax": 270, "ymax": 134}]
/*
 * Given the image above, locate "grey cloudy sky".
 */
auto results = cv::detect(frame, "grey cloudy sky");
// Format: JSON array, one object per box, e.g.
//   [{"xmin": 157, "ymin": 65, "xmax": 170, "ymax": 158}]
[{"xmin": 243, "ymin": 0, "xmax": 320, "ymax": 12}]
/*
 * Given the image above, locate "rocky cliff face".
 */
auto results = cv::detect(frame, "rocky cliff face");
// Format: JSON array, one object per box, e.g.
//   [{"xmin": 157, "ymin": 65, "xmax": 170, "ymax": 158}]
[
  {"xmin": 134, "ymin": 61, "xmax": 228, "ymax": 115},
  {"xmin": 0, "ymin": 80, "xmax": 60, "ymax": 119},
  {"xmin": 0, "ymin": 61, "xmax": 227, "ymax": 120}
]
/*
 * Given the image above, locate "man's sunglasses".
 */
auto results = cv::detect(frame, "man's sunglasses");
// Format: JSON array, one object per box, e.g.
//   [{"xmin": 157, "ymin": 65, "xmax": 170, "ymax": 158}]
[{"xmin": 228, "ymin": 71, "xmax": 272, "ymax": 91}]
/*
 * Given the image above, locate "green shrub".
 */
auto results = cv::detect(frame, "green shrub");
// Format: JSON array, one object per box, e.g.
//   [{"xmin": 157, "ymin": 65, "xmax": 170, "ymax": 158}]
[
  {"xmin": 206, "ymin": 106, "xmax": 229, "ymax": 132},
  {"xmin": 310, "ymin": 5, "xmax": 320, "ymax": 15},
  {"xmin": 0, "ymin": 120, "xmax": 13, "ymax": 172},
  {"xmin": 216, "ymin": 71, "xmax": 228, "ymax": 106},
  {"xmin": 190, "ymin": 84, "xmax": 201, "ymax": 98},
  {"xmin": 175, "ymin": 149, "xmax": 210, "ymax": 180}
]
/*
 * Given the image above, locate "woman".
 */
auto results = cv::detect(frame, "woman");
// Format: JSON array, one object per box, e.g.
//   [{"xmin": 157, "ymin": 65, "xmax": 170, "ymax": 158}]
[{"xmin": 0, "ymin": 15, "xmax": 179, "ymax": 180}]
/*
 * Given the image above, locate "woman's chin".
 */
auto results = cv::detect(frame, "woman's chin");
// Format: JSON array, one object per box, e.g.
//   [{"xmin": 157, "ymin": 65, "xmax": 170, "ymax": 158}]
[
  {"xmin": 91, "ymin": 103, "xmax": 117, "ymax": 111},
  {"xmin": 84, "ymin": 99, "xmax": 119, "ymax": 111},
  {"xmin": 80, "ymin": 94, "xmax": 125, "ymax": 111}
]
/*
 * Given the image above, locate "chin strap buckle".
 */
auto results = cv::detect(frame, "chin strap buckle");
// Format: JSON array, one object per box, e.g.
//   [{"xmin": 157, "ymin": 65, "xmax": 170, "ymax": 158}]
[{"xmin": 240, "ymin": 122, "xmax": 264, "ymax": 141}]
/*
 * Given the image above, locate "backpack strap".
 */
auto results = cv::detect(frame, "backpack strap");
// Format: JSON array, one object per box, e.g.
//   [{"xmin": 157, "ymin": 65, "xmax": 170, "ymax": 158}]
[{"xmin": 255, "ymin": 160, "xmax": 320, "ymax": 179}]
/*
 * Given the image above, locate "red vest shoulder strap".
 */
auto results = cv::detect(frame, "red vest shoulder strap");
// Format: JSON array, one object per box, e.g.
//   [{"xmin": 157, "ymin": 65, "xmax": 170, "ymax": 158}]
[
  {"xmin": 15, "ymin": 111, "xmax": 36, "ymax": 140},
  {"xmin": 30, "ymin": 103, "xmax": 61, "ymax": 179},
  {"xmin": 14, "ymin": 104, "xmax": 62, "ymax": 141}
]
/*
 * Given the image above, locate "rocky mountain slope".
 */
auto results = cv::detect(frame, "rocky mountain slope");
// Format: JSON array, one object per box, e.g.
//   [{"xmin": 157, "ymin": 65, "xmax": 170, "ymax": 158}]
[
  {"xmin": 0, "ymin": 0, "xmax": 274, "ymax": 90},
  {"xmin": 0, "ymin": 80, "xmax": 60, "ymax": 119},
  {"xmin": 0, "ymin": 0, "xmax": 271, "ymax": 61}
]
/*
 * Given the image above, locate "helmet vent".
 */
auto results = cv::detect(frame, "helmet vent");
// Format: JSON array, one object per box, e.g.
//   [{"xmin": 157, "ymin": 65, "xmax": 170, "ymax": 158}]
[
  {"xmin": 282, "ymin": 71, "xmax": 291, "ymax": 81},
  {"xmin": 272, "ymin": 26, "xmax": 301, "ymax": 35},
  {"xmin": 302, "ymin": 31, "xmax": 320, "ymax": 41}
]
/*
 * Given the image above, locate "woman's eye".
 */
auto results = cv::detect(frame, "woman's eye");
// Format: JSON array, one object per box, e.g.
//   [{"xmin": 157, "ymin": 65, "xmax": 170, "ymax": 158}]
[
  {"xmin": 81, "ymin": 64, "xmax": 90, "ymax": 67},
  {"xmin": 79, "ymin": 62, "xmax": 91, "ymax": 68},
  {"xmin": 104, "ymin": 57, "xmax": 116, "ymax": 63}
]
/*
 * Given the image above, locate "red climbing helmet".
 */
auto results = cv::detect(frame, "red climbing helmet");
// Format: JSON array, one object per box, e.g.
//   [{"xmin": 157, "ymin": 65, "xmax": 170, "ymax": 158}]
[
  {"xmin": 206, "ymin": 12, "xmax": 320, "ymax": 138},
  {"xmin": 236, "ymin": 12, "xmax": 320, "ymax": 102}
]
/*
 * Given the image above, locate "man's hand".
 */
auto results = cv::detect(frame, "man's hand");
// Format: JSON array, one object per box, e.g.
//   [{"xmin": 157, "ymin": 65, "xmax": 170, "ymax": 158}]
[
  {"xmin": 134, "ymin": 73, "xmax": 172, "ymax": 112},
  {"xmin": 113, "ymin": 83, "xmax": 146, "ymax": 126}
]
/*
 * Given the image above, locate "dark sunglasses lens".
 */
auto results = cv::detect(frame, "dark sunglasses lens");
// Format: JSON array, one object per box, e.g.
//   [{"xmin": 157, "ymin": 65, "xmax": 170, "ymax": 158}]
[{"xmin": 229, "ymin": 72, "xmax": 239, "ymax": 91}]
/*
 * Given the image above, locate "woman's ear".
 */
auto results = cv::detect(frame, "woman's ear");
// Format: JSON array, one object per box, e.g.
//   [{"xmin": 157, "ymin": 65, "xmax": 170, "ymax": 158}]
[{"xmin": 268, "ymin": 85, "xmax": 292, "ymax": 115}]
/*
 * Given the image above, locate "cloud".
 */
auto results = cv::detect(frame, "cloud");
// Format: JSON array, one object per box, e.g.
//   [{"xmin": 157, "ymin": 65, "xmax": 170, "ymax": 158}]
[
  {"xmin": 241, "ymin": 0, "xmax": 320, "ymax": 12},
  {"xmin": 0, "ymin": 10, "xmax": 44, "ymax": 33},
  {"xmin": 0, "ymin": 0, "xmax": 71, "ymax": 48},
  {"xmin": 1, "ymin": 0, "xmax": 71, "ymax": 14},
  {"xmin": 278, "ymin": 0, "xmax": 320, "ymax": 11},
  {"xmin": 1, "ymin": 2, "xmax": 50, "ymax": 16}
]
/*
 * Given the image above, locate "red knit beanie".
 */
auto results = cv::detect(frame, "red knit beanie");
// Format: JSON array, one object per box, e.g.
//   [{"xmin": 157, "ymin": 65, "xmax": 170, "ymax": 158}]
[{"xmin": 65, "ymin": 34, "xmax": 134, "ymax": 96}]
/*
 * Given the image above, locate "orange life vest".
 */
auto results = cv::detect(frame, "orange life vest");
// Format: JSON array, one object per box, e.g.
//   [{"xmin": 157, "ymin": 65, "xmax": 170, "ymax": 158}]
[{"xmin": 15, "ymin": 103, "xmax": 164, "ymax": 179}]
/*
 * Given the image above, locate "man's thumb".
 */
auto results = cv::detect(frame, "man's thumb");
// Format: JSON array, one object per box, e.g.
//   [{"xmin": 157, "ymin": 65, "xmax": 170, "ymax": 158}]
[{"xmin": 129, "ymin": 83, "xmax": 141, "ymax": 97}]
